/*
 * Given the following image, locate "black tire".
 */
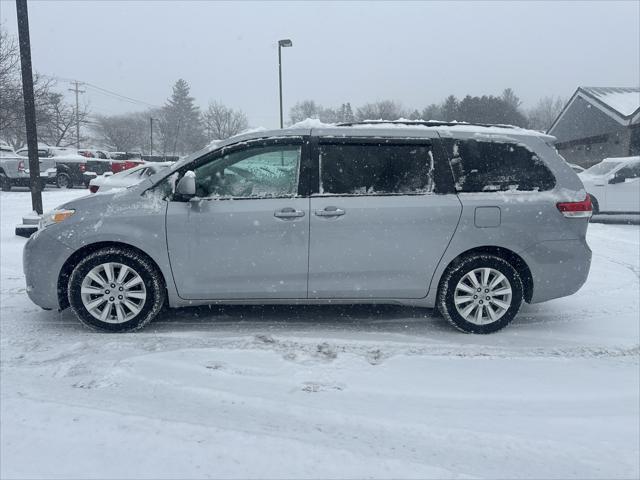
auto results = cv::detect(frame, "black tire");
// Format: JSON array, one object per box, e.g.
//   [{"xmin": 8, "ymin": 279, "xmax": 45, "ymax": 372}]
[
  {"xmin": 437, "ymin": 254, "xmax": 524, "ymax": 334},
  {"xmin": 589, "ymin": 194, "xmax": 600, "ymax": 215},
  {"xmin": 56, "ymin": 172, "xmax": 72, "ymax": 189},
  {"xmin": 68, "ymin": 247, "xmax": 166, "ymax": 332},
  {"xmin": 0, "ymin": 173, "xmax": 11, "ymax": 191}
]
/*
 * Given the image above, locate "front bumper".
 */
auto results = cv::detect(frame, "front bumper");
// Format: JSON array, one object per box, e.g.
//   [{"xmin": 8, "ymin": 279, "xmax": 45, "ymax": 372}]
[
  {"xmin": 522, "ymin": 238, "xmax": 592, "ymax": 303},
  {"xmin": 23, "ymin": 228, "xmax": 75, "ymax": 310}
]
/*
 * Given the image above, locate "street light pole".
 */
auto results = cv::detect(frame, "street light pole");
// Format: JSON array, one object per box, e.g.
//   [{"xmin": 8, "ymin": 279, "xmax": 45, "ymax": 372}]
[
  {"xmin": 278, "ymin": 39, "xmax": 292, "ymax": 129},
  {"xmin": 15, "ymin": 0, "xmax": 42, "ymax": 215}
]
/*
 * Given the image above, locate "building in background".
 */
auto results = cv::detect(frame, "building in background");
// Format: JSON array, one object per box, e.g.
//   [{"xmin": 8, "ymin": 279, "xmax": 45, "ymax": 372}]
[{"xmin": 548, "ymin": 87, "xmax": 639, "ymax": 167}]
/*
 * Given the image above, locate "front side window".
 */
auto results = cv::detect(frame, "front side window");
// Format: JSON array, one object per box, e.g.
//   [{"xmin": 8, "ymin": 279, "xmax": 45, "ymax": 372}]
[
  {"xmin": 448, "ymin": 139, "xmax": 555, "ymax": 192},
  {"xmin": 319, "ymin": 143, "xmax": 434, "ymax": 195},
  {"xmin": 193, "ymin": 144, "xmax": 301, "ymax": 198},
  {"xmin": 614, "ymin": 162, "xmax": 640, "ymax": 180}
]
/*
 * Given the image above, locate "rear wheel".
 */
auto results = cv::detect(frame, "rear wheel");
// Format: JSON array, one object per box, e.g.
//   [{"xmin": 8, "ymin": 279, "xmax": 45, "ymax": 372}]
[
  {"xmin": 589, "ymin": 194, "xmax": 600, "ymax": 215},
  {"xmin": 68, "ymin": 248, "xmax": 166, "ymax": 332},
  {"xmin": 56, "ymin": 172, "xmax": 72, "ymax": 189},
  {"xmin": 0, "ymin": 173, "xmax": 11, "ymax": 191},
  {"xmin": 438, "ymin": 254, "xmax": 523, "ymax": 334}
]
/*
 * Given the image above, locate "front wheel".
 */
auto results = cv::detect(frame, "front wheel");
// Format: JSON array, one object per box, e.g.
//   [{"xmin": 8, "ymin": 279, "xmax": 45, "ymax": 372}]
[
  {"xmin": 68, "ymin": 248, "xmax": 166, "ymax": 332},
  {"xmin": 0, "ymin": 173, "xmax": 11, "ymax": 191},
  {"xmin": 438, "ymin": 254, "xmax": 523, "ymax": 334}
]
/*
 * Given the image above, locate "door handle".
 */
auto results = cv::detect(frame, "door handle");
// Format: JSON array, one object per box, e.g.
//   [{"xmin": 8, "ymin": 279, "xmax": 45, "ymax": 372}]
[
  {"xmin": 274, "ymin": 207, "xmax": 305, "ymax": 219},
  {"xmin": 315, "ymin": 206, "xmax": 345, "ymax": 217}
]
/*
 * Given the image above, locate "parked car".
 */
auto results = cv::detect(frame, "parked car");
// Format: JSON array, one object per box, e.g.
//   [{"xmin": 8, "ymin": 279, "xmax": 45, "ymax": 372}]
[
  {"xmin": 78, "ymin": 149, "xmax": 110, "ymax": 159},
  {"xmin": 24, "ymin": 121, "xmax": 592, "ymax": 334},
  {"xmin": 15, "ymin": 146, "xmax": 117, "ymax": 189},
  {"xmin": 108, "ymin": 152, "xmax": 144, "ymax": 173},
  {"xmin": 89, "ymin": 162, "xmax": 172, "ymax": 193},
  {"xmin": 0, "ymin": 144, "xmax": 49, "ymax": 191},
  {"xmin": 578, "ymin": 156, "xmax": 640, "ymax": 214},
  {"xmin": 568, "ymin": 163, "xmax": 585, "ymax": 174}
]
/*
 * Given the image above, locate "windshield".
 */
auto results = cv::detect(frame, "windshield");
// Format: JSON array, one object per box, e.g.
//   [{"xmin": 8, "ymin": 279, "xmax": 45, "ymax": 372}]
[{"xmin": 584, "ymin": 161, "xmax": 622, "ymax": 176}]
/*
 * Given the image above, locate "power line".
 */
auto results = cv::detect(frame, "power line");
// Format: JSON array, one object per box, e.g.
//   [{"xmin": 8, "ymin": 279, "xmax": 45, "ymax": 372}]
[
  {"xmin": 41, "ymin": 73, "xmax": 161, "ymax": 109},
  {"xmin": 83, "ymin": 82, "xmax": 161, "ymax": 109}
]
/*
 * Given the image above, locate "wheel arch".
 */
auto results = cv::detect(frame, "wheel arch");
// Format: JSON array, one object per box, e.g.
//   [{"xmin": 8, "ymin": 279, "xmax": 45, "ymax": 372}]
[
  {"xmin": 588, "ymin": 193, "xmax": 600, "ymax": 215},
  {"xmin": 58, "ymin": 241, "xmax": 168, "ymax": 310},
  {"xmin": 437, "ymin": 245, "xmax": 534, "ymax": 303}
]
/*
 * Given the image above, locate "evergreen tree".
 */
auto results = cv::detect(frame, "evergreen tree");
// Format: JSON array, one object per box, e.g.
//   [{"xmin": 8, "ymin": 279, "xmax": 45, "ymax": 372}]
[
  {"xmin": 456, "ymin": 94, "xmax": 528, "ymax": 127},
  {"xmin": 343, "ymin": 102, "xmax": 354, "ymax": 122},
  {"xmin": 441, "ymin": 95, "xmax": 459, "ymax": 122},
  {"xmin": 501, "ymin": 88, "xmax": 522, "ymax": 110},
  {"xmin": 160, "ymin": 79, "xmax": 205, "ymax": 156},
  {"xmin": 421, "ymin": 103, "xmax": 442, "ymax": 121}
]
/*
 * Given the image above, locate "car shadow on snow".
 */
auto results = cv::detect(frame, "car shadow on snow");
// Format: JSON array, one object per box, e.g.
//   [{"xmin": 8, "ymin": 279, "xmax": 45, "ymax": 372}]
[
  {"xmin": 46, "ymin": 303, "xmax": 456, "ymax": 336},
  {"xmin": 37, "ymin": 299, "xmax": 572, "ymax": 339}
]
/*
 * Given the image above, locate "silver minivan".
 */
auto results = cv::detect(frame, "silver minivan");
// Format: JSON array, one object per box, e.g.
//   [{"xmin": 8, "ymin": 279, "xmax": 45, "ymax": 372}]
[{"xmin": 23, "ymin": 121, "xmax": 593, "ymax": 333}]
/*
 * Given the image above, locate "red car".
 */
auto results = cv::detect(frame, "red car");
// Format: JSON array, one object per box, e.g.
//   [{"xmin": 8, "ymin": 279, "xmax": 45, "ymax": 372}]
[{"xmin": 108, "ymin": 152, "xmax": 144, "ymax": 173}]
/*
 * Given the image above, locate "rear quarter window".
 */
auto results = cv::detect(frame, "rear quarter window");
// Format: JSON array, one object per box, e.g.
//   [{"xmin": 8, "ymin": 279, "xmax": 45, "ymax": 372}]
[{"xmin": 445, "ymin": 139, "xmax": 555, "ymax": 192}]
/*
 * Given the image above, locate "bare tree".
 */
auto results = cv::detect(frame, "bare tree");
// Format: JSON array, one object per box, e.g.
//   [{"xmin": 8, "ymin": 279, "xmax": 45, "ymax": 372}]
[
  {"xmin": 0, "ymin": 28, "xmax": 58, "ymax": 150},
  {"xmin": 91, "ymin": 113, "xmax": 149, "ymax": 152},
  {"xmin": 527, "ymin": 96, "xmax": 566, "ymax": 132},
  {"xmin": 289, "ymin": 100, "xmax": 322, "ymax": 124},
  {"xmin": 355, "ymin": 100, "xmax": 406, "ymax": 121},
  {"xmin": 203, "ymin": 101, "xmax": 249, "ymax": 140},
  {"xmin": 39, "ymin": 92, "xmax": 89, "ymax": 147}
]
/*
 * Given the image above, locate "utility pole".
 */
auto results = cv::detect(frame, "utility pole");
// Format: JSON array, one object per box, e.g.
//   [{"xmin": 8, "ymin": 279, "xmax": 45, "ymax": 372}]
[
  {"xmin": 149, "ymin": 117, "xmax": 153, "ymax": 156},
  {"xmin": 68, "ymin": 80, "xmax": 85, "ymax": 150},
  {"xmin": 15, "ymin": 0, "xmax": 42, "ymax": 215},
  {"xmin": 172, "ymin": 118, "xmax": 181, "ymax": 157}
]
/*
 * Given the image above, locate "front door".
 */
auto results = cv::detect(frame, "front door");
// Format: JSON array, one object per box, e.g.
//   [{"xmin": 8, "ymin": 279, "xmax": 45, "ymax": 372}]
[
  {"xmin": 308, "ymin": 140, "xmax": 461, "ymax": 299},
  {"xmin": 606, "ymin": 162, "xmax": 640, "ymax": 212},
  {"xmin": 166, "ymin": 140, "xmax": 310, "ymax": 299}
]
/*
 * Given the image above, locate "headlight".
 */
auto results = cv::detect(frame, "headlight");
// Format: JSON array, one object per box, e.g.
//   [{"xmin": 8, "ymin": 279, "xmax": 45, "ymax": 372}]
[{"xmin": 39, "ymin": 209, "xmax": 75, "ymax": 229}]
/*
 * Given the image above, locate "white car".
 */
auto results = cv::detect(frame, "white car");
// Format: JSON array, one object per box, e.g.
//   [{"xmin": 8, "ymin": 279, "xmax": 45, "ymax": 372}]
[
  {"xmin": 89, "ymin": 162, "xmax": 172, "ymax": 193},
  {"xmin": 579, "ymin": 156, "xmax": 640, "ymax": 214}
]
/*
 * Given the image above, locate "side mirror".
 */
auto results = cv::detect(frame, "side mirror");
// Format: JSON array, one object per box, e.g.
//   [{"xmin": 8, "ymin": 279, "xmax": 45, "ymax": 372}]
[
  {"xmin": 609, "ymin": 175, "xmax": 625, "ymax": 185},
  {"xmin": 176, "ymin": 171, "xmax": 196, "ymax": 196}
]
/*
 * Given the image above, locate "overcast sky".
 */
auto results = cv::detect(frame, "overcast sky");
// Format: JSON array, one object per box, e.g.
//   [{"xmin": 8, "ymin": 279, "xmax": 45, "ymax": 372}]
[{"xmin": 1, "ymin": 0, "xmax": 638, "ymax": 128}]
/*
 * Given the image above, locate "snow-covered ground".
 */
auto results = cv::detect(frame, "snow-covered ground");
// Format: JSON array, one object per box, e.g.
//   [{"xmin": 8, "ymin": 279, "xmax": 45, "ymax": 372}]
[{"xmin": 1, "ymin": 189, "xmax": 639, "ymax": 479}]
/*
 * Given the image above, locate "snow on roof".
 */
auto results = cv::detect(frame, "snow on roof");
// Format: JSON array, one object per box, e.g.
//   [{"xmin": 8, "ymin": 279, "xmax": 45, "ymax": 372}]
[
  {"xmin": 327, "ymin": 119, "xmax": 555, "ymax": 139},
  {"xmin": 581, "ymin": 87, "xmax": 640, "ymax": 117},
  {"xmin": 289, "ymin": 118, "xmax": 334, "ymax": 129}
]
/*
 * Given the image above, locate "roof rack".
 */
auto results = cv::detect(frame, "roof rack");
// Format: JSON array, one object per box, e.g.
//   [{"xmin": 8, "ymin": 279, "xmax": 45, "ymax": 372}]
[{"xmin": 335, "ymin": 120, "xmax": 518, "ymax": 129}]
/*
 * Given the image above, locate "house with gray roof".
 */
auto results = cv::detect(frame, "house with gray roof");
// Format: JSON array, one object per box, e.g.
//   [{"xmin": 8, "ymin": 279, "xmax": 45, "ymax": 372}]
[{"xmin": 547, "ymin": 87, "xmax": 639, "ymax": 167}]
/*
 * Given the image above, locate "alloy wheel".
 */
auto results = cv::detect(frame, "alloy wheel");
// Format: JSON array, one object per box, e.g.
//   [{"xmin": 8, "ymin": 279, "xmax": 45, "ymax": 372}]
[
  {"xmin": 80, "ymin": 262, "xmax": 147, "ymax": 323},
  {"xmin": 453, "ymin": 267, "xmax": 513, "ymax": 325}
]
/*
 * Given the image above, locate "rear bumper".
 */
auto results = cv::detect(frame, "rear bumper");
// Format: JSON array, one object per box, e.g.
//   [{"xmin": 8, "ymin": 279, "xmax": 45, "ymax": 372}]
[
  {"xmin": 521, "ymin": 238, "xmax": 592, "ymax": 303},
  {"xmin": 23, "ymin": 229, "xmax": 75, "ymax": 310}
]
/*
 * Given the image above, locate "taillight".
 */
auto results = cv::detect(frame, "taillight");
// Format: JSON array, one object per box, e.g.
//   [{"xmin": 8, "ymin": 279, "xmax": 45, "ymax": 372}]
[
  {"xmin": 89, "ymin": 185, "xmax": 99, "ymax": 193},
  {"xmin": 557, "ymin": 195, "xmax": 593, "ymax": 218},
  {"xmin": 18, "ymin": 160, "xmax": 25, "ymax": 172},
  {"xmin": 79, "ymin": 163, "xmax": 86, "ymax": 172}
]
